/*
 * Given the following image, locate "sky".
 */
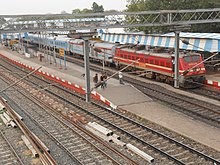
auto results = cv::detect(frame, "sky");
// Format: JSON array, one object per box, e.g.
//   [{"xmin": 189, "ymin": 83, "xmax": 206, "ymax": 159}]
[{"xmin": 0, "ymin": 0, "xmax": 128, "ymax": 15}]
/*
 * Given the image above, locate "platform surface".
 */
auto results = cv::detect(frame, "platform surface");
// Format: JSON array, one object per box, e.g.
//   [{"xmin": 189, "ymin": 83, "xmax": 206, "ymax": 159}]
[
  {"xmin": 120, "ymin": 102, "xmax": 220, "ymax": 151},
  {"xmin": 206, "ymin": 73, "xmax": 220, "ymax": 82},
  {"xmin": 0, "ymin": 45, "xmax": 220, "ymax": 151},
  {"xmin": 97, "ymin": 85, "xmax": 152, "ymax": 106}
]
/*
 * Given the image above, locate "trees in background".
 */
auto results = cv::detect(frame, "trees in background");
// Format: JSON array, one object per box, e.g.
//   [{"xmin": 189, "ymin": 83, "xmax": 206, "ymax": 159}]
[
  {"xmin": 125, "ymin": 0, "xmax": 220, "ymax": 33},
  {"xmin": 72, "ymin": 2, "xmax": 104, "ymax": 14}
]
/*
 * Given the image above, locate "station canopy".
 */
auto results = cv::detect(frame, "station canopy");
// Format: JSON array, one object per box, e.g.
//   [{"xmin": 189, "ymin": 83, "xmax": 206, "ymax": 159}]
[{"xmin": 101, "ymin": 32, "xmax": 220, "ymax": 53}]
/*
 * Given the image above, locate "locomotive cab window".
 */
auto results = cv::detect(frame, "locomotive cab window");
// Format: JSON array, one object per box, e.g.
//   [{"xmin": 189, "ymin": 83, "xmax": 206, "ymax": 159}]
[
  {"xmin": 184, "ymin": 56, "xmax": 191, "ymax": 63},
  {"xmin": 192, "ymin": 55, "xmax": 200, "ymax": 62}
]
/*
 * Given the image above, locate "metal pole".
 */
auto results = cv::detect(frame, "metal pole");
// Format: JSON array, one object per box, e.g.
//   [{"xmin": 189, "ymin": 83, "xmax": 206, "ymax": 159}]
[
  {"xmin": 83, "ymin": 40, "xmax": 91, "ymax": 102},
  {"xmin": 43, "ymin": 32, "xmax": 46, "ymax": 63},
  {"xmin": 49, "ymin": 46, "xmax": 52, "ymax": 64},
  {"xmin": 59, "ymin": 50, "xmax": 62, "ymax": 69},
  {"xmin": 0, "ymin": 66, "xmax": 42, "ymax": 93},
  {"xmin": 38, "ymin": 33, "xmax": 41, "ymax": 51},
  {"xmin": 47, "ymin": 46, "xmax": 49, "ymax": 63},
  {"xmin": 0, "ymin": 33, "xmax": 2, "ymax": 45},
  {"xmin": 174, "ymin": 31, "xmax": 180, "ymax": 88},
  {"xmin": 64, "ymin": 49, "xmax": 67, "ymax": 70},
  {"xmin": 53, "ymin": 37, "xmax": 56, "ymax": 66},
  {"xmin": 103, "ymin": 49, "xmax": 105, "ymax": 72}
]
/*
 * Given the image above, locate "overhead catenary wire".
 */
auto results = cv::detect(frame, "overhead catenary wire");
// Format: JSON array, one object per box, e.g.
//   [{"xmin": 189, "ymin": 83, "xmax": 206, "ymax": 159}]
[
  {"xmin": 181, "ymin": 39, "xmax": 219, "ymax": 76},
  {"xmin": 0, "ymin": 66, "xmax": 42, "ymax": 93}
]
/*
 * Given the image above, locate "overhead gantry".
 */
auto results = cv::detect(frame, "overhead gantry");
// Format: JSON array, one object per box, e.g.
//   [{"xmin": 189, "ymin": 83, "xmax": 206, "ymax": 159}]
[{"xmin": 0, "ymin": 8, "xmax": 220, "ymax": 33}]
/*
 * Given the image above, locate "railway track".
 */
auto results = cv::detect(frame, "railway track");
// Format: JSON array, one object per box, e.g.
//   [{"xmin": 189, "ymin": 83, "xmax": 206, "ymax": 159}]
[
  {"xmin": 188, "ymin": 86, "xmax": 220, "ymax": 102},
  {"xmin": 0, "ymin": 64, "xmax": 143, "ymax": 164},
  {"xmin": 0, "ymin": 56, "xmax": 219, "ymax": 164},
  {"xmin": 0, "ymin": 130, "xmax": 24, "ymax": 165},
  {"xmin": 64, "ymin": 55, "xmax": 220, "ymax": 127}
]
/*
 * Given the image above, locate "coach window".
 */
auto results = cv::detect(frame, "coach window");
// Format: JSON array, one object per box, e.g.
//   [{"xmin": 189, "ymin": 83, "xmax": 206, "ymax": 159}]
[
  {"xmin": 161, "ymin": 61, "xmax": 164, "ymax": 66},
  {"xmin": 128, "ymin": 55, "xmax": 131, "ymax": 59},
  {"xmin": 150, "ymin": 59, "xmax": 154, "ymax": 64},
  {"xmin": 132, "ymin": 56, "xmax": 135, "ymax": 60},
  {"xmin": 155, "ymin": 60, "xmax": 159, "ymax": 65},
  {"xmin": 145, "ymin": 57, "xmax": 148, "ymax": 63},
  {"xmin": 167, "ymin": 62, "xmax": 171, "ymax": 67}
]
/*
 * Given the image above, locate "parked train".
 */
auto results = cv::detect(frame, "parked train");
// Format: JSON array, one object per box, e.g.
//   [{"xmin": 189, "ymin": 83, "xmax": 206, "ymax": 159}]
[{"xmin": 24, "ymin": 33, "xmax": 206, "ymax": 88}]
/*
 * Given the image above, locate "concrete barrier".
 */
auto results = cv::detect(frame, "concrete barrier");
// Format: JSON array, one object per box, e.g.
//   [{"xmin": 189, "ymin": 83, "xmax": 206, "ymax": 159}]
[{"xmin": 204, "ymin": 79, "xmax": 220, "ymax": 89}]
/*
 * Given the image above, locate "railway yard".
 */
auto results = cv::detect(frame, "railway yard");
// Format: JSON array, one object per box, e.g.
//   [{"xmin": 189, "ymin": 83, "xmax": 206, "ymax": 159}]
[{"xmin": 0, "ymin": 43, "xmax": 220, "ymax": 165}]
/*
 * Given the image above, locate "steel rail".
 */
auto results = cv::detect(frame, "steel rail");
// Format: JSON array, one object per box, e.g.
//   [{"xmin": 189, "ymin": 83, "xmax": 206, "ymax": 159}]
[
  {"xmin": 0, "ymin": 130, "xmax": 25, "ymax": 165},
  {"xmin": 0, "ymin": 54, "xmax": 219, "ymax": 164},
  {"xmin": 0, "ymin": 71, "xmax": 137, "ymax": 165},
  {"xmin": 0, "ymin": 98, "xmax": 58, "ymax": 165}
]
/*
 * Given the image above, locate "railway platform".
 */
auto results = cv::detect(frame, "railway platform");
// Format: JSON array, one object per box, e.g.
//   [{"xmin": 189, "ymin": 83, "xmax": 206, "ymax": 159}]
[{"xmin": 0, "ymin": 45, "xmax": 220, "ymax": 152}]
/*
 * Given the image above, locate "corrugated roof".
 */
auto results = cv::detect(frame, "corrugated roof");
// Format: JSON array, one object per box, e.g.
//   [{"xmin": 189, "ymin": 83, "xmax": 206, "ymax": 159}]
[
  {"xmin": 101, "ymin": 33, "xmax": 220, "ymax": 52},
  {"xmin": 162, "ymin": 32, "xmax": 220, "ymax": 40}
]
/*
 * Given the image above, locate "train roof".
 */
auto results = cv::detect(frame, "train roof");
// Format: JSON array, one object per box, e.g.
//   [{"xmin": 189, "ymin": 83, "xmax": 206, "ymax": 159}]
[
  {"xmin": 120, "ymin": 48, "xmax": 200, "ymax": 58},
  {"xmin": 94, "ymin": 42, "xmax": 119, "ymax": 49},
  {"xmin": 69, "ymin": 38, "xmax": 84, "ymax": 44}
]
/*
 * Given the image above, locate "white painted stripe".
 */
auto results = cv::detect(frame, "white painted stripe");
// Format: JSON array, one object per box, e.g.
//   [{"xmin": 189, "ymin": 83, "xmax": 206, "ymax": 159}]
[
  {"xmin": 161, "ymin": 37, "xmax": 166, "ymax": 47},
  {"xmin": 198, "ymin": 40, "xmax": 206, "ymax": 51},
  {"xmin": 115, "ymin": 57, "xmax": 172, "ymax": 71},
  {"xmin": 169, "ymin": 38, "xmax": 175, "ymax": 47},
  {"xmin": 146, "ymin": 36, "xmax": 152, "ymax": 45},
  {"xmin": 154, "ymin": 37, "xmax": 159, "ymax": 46},
  {"xmin": 140, "ymin": 36, "xmax": 145, "ymax": 44},
  {"xmin": 75, "ymin": 84, "xmax": 80, "ymax": 88},
  {"xmin": 110, "ymin": 103, "xmax": 117, "ymax": 109},
  {"xmin": 207, "ymin": 80, "xmax": 213, "ymax": 85},
  {"xmin": 100, "ymin": 95, "xmax": 106, "ymax": 102}
]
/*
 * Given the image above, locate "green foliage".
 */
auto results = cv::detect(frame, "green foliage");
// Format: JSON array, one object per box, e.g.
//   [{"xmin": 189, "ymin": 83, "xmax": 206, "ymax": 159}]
[
  {"xmin": 72, "ymin": 2, "xmax": 104, "ymax": 14},
  {"xmin": 92, "ymin": 2, "xmax": 104, "ymax": 13},
  {"xmin": 125, "ymin": 0, "xmax": 220, "ymax": 33}
]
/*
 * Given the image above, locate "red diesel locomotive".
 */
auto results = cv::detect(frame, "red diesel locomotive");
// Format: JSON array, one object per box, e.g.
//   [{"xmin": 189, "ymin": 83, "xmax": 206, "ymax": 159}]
[{"xmin": 114, "ymin": 45, "xmax": 206, "ymax": 88}]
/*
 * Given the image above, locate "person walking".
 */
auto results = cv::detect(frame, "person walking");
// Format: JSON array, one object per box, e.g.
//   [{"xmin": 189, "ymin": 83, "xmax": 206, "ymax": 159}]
[{"xmin": 119, "ymin": 71, "xmax": 123, "ymax": 84}]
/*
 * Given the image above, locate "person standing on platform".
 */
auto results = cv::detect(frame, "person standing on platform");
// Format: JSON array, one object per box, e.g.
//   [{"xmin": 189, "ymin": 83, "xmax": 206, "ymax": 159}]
[
  {"xmin": 119, "ymin": 71, "xmax": 123, "ymax": 84},
  {"xmin": 102, "ymin": 72, "xmax": 107, "ymax": 88},
  {"xmin": 93, "ymin": 73, "xmax": 98, "ymax": 84},
  {"xmin": 100, "ymin": 75, "xmax": 105, "ymax": 89}
]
